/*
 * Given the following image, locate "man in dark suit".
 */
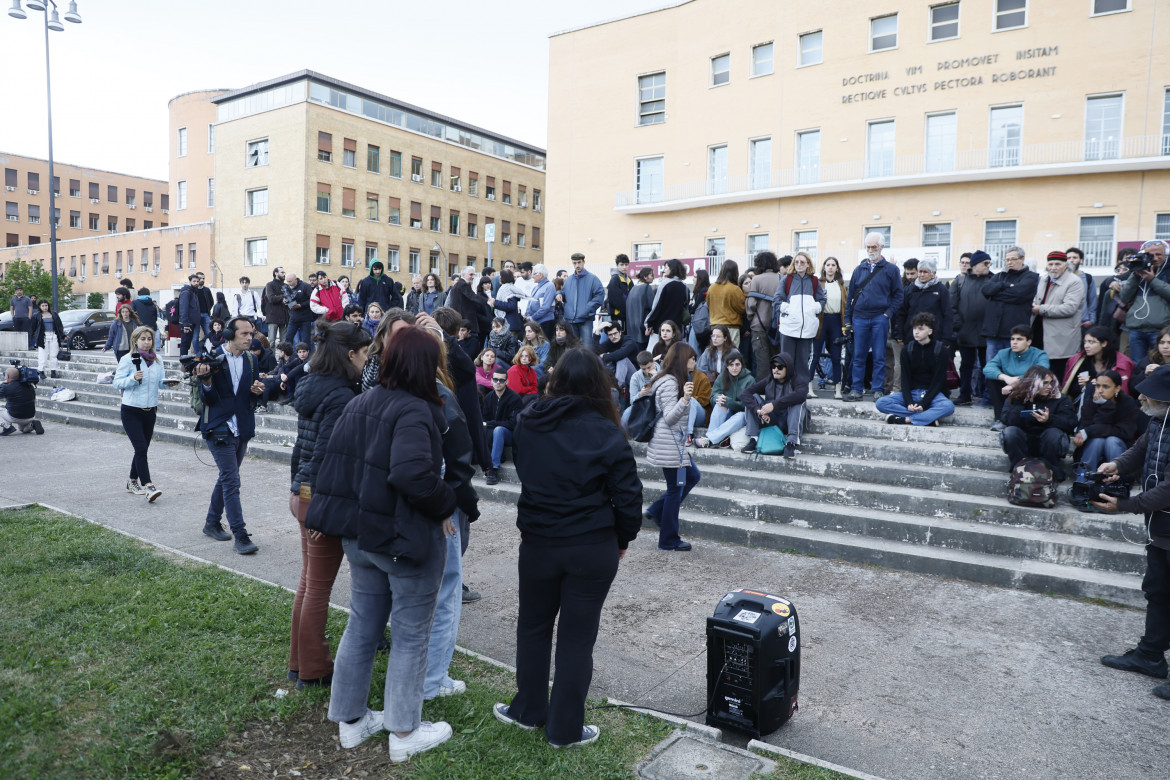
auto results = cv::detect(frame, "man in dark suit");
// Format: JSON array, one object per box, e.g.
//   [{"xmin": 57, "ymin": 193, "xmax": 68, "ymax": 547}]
[{"xmin": 194, "ymin": 316, "xmax": 266, "ymax": 555}]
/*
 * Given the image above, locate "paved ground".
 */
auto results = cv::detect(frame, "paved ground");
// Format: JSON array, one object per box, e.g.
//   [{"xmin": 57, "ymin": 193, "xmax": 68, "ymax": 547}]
[{"xmin": 3, "ymin": 423, "xmax": 1167, "ymax": 780}]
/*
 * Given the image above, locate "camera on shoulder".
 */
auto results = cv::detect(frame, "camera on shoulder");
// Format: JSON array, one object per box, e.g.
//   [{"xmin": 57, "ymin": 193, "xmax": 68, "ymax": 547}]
[
  {"xmin": 1127, "ymin": 252, "xmax": 1153, "ymax": 274},
  {"xmin": 179, "ymin": 352, "xmax": 228, "ymax": 375},
  {"xmin": 8, "ymin": 359, "xmax": 39, "ymax": 385}
]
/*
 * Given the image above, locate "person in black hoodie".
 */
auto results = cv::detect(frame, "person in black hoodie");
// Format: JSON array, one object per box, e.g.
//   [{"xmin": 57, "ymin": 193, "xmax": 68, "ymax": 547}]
[
  {"xmin": 493, "ymin": 348, "xmax": 642, "ymax": 748},
  {"xmin": 305, "ymin": 327, "xmax": 457, "ymax": 762},
  {"xmin": 131, "ymin": 287, "xmax": 160, "ymax": 341},
  {"xmin": 354, "ymin": 261, "xmax": 403, "ymax": 312},
  {"xmin": 740, "ymin": 352, "xmax": 809, "ymax": 458},
  {"xmin": 1072, "ymin": 369, "xmax": 1140, "ymax": 470},
  {"xmin": 482, "ymin": 367, "xmax": 523, "ymax": 485},
  {"xmin": 876, "ymin": 312, "xmax": 955, "ymax": 427},
  {"xmin": 594, "ymin": 321, "xmax": 640, "ymax": 378},
  {"xmin": 287, "ymin": 320, "xmax": 371, "ymax": 689},
  {"xmin": 433, "ymin": 306, "xmax": 490, "ymax": 472},
  {"xmin": 1000, "ymin": 365, "xmax": 1078, "ymax": 480},
  {"xmin": 982, "ymin": 247, "xmax": 1040, "ymax": 365}
]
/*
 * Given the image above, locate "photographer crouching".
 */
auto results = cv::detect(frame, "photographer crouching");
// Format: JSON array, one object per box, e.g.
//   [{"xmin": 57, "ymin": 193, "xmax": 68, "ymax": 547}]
[
  {"xmin": 191, "ymin": 316, "xmax": 266, "ymax": 555},
  {"xmin": 0, "ymin": 363, "xmax": 43, "ymax": 436},
  {"xmin": 1093, "ymin": 364, "xmax": 1170, "ymax": 701}
]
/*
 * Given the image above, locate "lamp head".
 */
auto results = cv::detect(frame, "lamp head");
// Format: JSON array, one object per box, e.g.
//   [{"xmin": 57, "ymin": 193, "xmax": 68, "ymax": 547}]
[
  {"xmin": 47, "ymin": 6, "xmax": 63, "ymax": 30},
  {"xmin": 8, "ymin": 0, "xmax": 27, "ymax": 19},
  {"xmin": 63, "ymin": 0, "xmax": 80, "ymax": 22},
  {"xmin": 25, "ymin": 0, "xmax": 44, "ymax": 10}
]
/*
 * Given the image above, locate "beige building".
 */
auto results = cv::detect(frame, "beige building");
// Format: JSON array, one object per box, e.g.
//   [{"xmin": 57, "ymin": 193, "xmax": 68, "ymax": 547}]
[
  {"xmin": 547, "ymin": 0, "xmax": 1170, "ymax": 276},
  {"xmin": 210, "ymin": 70, "xmax": 546, "ymax": 294}
]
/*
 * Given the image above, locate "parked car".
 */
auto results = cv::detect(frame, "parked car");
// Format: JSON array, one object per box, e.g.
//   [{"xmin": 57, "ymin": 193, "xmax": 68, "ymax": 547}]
[
  {"xmin": 61, "ymin": 309, "xmax": 117, "ymax": 350},
  {"xmin": 0, "ymin": 311, "xmax": 14, "ymax": 332}
]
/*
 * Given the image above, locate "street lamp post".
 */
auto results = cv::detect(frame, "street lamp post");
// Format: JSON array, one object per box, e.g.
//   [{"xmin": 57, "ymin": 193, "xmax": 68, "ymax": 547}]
[{"xmin": 8, "ymin": 0, "xmax": 83, "ymax": 312}]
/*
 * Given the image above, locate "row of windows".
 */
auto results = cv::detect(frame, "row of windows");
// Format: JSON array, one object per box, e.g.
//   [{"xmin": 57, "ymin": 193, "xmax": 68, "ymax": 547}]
[
  {"xmin": 4, "ymin": 202, "xmax": 164, "ymax": 233},
  {"xmin": 241, "ymin": 235, "xmax": 507, "ymax": 278},
  {"xmin": 634, "ymin": 90, "xmax": 1170, "ymax": 201},
  {"xmin": 2, "ymin": 169, "xmax": 165, "ymax": 209},
  {"xmin": 638, "ymin": 0, "xmax": 1132, "ymax": 125},
  {"xmin": 55, "ymin": 245, "xmax": 192, "ymax": 279},
  {"xmin": 175, "ymin": 123, "xmax": 215, "ymax": 157}
]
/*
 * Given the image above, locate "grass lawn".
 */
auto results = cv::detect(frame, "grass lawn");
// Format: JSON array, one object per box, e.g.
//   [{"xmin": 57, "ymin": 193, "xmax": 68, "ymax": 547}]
[{"xmin": 0, "ymin": 506, "xmax": 844, "ymax": 779}]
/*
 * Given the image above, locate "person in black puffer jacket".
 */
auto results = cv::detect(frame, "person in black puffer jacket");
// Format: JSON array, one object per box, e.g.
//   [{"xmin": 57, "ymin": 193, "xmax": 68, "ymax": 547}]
[
  {"xmin": 1000, "ymin": 365, "xmax": 1078, "ymax": 480},
  {"xmin": 494, "ymin": 348, "xmax": 642, "ymax": 748},
  {"xmin": 287, "ymin": 320, "xmax": 371, "ymax": 688},
  {"xmin": 306, "ymin": 326, "xmax": 458, "ymax": 760}
]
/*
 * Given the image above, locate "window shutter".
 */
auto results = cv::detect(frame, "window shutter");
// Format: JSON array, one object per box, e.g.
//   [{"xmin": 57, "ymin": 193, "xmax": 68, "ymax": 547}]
[
  {"xmin": 410, "ymin": 201, "xmax": 422, "ymax": 220},
  {"xmin": 388, "ymin": 196, "xmax": 401, "ymax": 209},
  {"xmin": 318, "ymin": 132, "xmax": 333, "ymax": 153},
  {"xmin": 502, "ymin": 181, "xmax": 511, "ymax": 195},
  {"xmin": 316, "ymin": 234, "xmax": 330, "ymax": 250},
  {"xmin": 89, "ymin": 182, "xmax": 99, "ymax": 199},
  {"xmin": 343, "ymin": 137, "xmax": 356, "ymax": 152},
  {"xmin": 432, "ymin": 161, "xmax": 442, "ymax": 172},
  {"xmin": 451, "ymin": 166, "xmax": 461, "ymax": 177},
  {"xmin": 342, "ymin": 188, "xmax": 356, "ymax": 211},
  {"xmin": 318, "ymin": 182, "xmax": 331, "ymax": 194}
]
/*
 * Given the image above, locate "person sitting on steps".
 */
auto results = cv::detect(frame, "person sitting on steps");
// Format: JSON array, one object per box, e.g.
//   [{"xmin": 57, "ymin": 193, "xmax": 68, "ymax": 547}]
[
  {"xmin": 739, "ymin": 352, "xmax": 809, "ymax": 459},
  {"xmin": 984, "ymin": 324, "xmax": 1051, "ymax": 432},
  {"xmin": 998, "ymin": 365, "xmax": 1077, "ymax": 482},
  {"xmin": 875, "ymin": 312, "xmax": 955, "ymax": 427}
]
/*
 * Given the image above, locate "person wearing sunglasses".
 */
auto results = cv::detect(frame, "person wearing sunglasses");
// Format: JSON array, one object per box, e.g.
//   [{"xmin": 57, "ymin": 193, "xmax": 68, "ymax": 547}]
[{"xmin": 481, "ymin": 369, "xmax": 523, "ymax": 486}]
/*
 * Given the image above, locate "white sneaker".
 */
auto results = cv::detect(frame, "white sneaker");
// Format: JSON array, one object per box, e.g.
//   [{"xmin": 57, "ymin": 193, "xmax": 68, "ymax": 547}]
[
  {"xmin": 143, "ymin": 483, "xmax": 162, "ymax": 503},
  {"xmin": 387, "ymin": 720, "xmax": 452, "ymax": 763},
  {"xmin": 437, "ymin": 679, "xmax": 466, "ymax": 697},
  {"xmin": 126, "ymin": 479, "xmax": 146, "ymax": 495},
  {"xmin": 338, "ymin": 708, "xmax": 384, "ymax": 749}
]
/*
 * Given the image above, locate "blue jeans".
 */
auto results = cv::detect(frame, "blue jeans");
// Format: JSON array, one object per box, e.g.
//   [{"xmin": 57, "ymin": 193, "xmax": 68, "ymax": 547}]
[
  {"xmin": 1129, "ymin": 329, "xmax": 1158, "ymax": 362},
  {"xmin": 875, "ymin": 388, "xmax": 956, "ymax": 426},
  {"xmin": 204, "ymin": 433, "xmax": 250, "ymax": 537},
  {"xmin": 424, "ymin": 513, "xmax": 463, "ymax": 699},
  {"xmin": 329, "ymin": 529, "xmax": 445, "ymax": 734},
  {"xmin": 647, "ymin": 460, "xmax": 701, "ymax": 550},
  {"xmin": 1080, "ymin": 436, "xmax": 1127, "ymax": 471},
  {"xmin": 850, "ymin": 315, "xmax": 890, "ymax": 392},
  {"xmin": 985, "ymin": 338, "xmax": 1011, "ymax": 365},
  {"xmin": 490, "ymin": 426, "xmax": 513, "ymax": 469},
  {"xmin": 687, "ymin": 398, "xmax": 704, "ymax": 435},
  {"xmin": 812, "ymin": 313, "xmax": 844, "ymax": 385},
  {"xmin": 289, "ymin": 320, "xmax": 315, "ymax": 353},
  {"xmin": 569, "ymin": 321, "xmax": 594, "ymax": 345},
  {"xmin": 199, "ymin": 313, "xmax": 212, "ymax": 345},
  {"xmin": 705, "ymin": 406, "xmax": 745, "ymax": 444}
]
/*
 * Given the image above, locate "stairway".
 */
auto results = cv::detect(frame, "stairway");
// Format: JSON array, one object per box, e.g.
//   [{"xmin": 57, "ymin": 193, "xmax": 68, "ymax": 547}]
[{"xmin": 10, "ymin": 347, "xmax": 1148, "ymax": 606}]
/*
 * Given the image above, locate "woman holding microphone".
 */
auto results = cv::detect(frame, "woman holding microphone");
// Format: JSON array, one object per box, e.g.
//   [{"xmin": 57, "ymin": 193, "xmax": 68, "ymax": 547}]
[{"xmin": 112, "ymin": 326, "xmax": 175, "ymax": 501}]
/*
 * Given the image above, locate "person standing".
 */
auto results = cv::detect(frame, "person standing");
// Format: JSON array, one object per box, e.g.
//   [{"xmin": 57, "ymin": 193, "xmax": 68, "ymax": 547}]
[
  {"xmin": 234, "ymin": 276, "xmax": 264, "ymax": 332},
  {"xmin": 559, "ymin": 253, "xmax": 605, "ymax": 344},
  {"xmin": 645, "ymin": 260, "xmax": 690, "ymax": 348},
  {"xmin": 445, "ymin": 266, "xmax": 483, "ymax": 352},
  {"xmin": 813, "ymin": 257, "xmax": 847, "ymax": 399},
  {"xmin": 625, "ymin": 267, "xmax": 656, "ymax": 351},
  {"xmin": 772, "ymin": 251, "xmax": 825, "ymax": 387},
  {"xmin": 178, "ymin": 273, "xmax": 203, "ymax": 357},
  {"xmin": 525, "ymin": 264, "xmax": 559, "ymax": 341},
  {"xmin": 285, "ymin": 271, "xmax": 316, "ymax": 349},
  {"xmin": 494, "ymin": 348, "xmax": 642, "ymax": 747},
  {"xmin": 310, "ymin": 271, "xmax": 345, "ymax": 322},
  {"xmin": 195, "ymin": 317, "xmax": 265, "ymax": 555},
  {"xmin": 112, "ymin": 326, "xmax": 171, "ymax": 502},
  {"xmin": 1065, "ymin": 247, "xmax": 1097, "ymax": 335},
  {"xmin": 644, "ymin": 342, "xmax": 700, "ymax": 551},
  {"xmin": 606, "ymin": 254, "xmax": 633, "ymax": 333},
  {"xmin": 982, "ymin": 245, "xmax": 1040, "ymax": 367},
  {"xmin": 1120, "ymin": 240, "xmax": 1170, "ymax": 360},
  {"xmin": 844, "ymin": 233, "xmax": 904, "ymax": 401},
  {"xmin": 9, "ymin": 285, "xmax": 32, "ymax": 346},
  {"xmin": 103, "ymin": 305, "xmax": 141, "ymax": 362},
  {"xmin": 745, "ymin": 252, "xmax": 782, "ymax": 380},
  {"xmin": 131, "ymin": 287, "xmax": 162, "ymax": 347},
  {"xmin": 951, "ymin": 251, "xmax": 992, "ymax": 405},
  {"xmin": 194, "ymin": 273, "xmax": 214, "ymax": 348},
  {"xmin": 355, "ymin": 261, "xmax": 402, "ymax": 312},
  {"xmin": 30, "ymin": 300, "xmax": 64, "ymax": 379},
  {"xmin": 1031, "ymin": 250, "xmax": 1086, "ymax": 382},
  {"xmin": 264, "ymin": 267, "xmax": 290, "ymax": 345},
  {"xmin": 707, "ymin": 259, "xmax": 746, "ymax": 348}
]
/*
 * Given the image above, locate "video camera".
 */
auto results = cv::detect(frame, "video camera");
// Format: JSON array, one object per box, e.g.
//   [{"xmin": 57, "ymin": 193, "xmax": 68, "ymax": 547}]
[
  {"xmin": 8, "ymin": 359, "xmax": 39, "ymax": 385},
  {"xmin": 1069, "ymin": 463, "xmax": 1131, "ymax": 511},
  {"xmin": 1126, "ymin": 251, "xmax": 1154, "ymax": 274},
  {"xmin": 178, "ymin": 352, "xmax": 227, "ymax": 375}
]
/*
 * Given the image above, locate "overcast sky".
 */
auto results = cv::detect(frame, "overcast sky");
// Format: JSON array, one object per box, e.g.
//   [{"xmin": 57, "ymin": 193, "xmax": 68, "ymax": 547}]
[{"xmin": 1, "ymin": 0, "xmax": 668, "ymax": 180}]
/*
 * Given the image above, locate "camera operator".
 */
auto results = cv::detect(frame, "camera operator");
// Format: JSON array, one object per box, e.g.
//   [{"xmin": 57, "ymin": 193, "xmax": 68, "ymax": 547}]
[
  {"xmin": 1119, "ymin": 240, "xmax": 1170, "ymax": 361},
  {"xmin": 1093, "ymin": 364, "xmax": 1170, "ymax": 701},
  {"xmin": 999, "ymin": 365, "xmax": 1076, "ymax": 481},
  {"xmin": 284, "ymin": 271, "xmax": 316, "ymax": 353},
  {"xmin": 0, "ymin": 365, "xmax": 43, "ymax": 436},
  {"xmin": 194, "ymin": 317, "xmax": 266, "ymax": 555}
]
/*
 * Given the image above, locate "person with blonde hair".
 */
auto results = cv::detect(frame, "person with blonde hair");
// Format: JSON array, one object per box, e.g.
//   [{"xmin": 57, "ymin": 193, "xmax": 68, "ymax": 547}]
[{"xmin": 112, "ymin": 325, "xmax": 174, "ymax": 501}]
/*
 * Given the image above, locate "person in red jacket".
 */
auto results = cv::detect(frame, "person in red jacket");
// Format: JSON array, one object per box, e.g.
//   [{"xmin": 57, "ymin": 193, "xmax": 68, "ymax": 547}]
[
  {"xmin": 508, "ymin": 346, "xmax": 539, "ymax": 396},
  {"xmin": 310, "ymin": 271, "xmax": 345, "ymax": 321}
]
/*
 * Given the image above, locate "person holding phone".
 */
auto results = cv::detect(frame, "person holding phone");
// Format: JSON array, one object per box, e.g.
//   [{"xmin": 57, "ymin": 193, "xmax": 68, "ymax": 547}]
[
  {"xmin": 643, "ymin": 342, "xmax": 701, "ymax": 551},
  {"xmin": 998, "ymin": 365, "xmax": 1077, "ymax": 481},
  {"xmin": 112, "ymin": 326, "xmax": 176, "ymax": 502}
]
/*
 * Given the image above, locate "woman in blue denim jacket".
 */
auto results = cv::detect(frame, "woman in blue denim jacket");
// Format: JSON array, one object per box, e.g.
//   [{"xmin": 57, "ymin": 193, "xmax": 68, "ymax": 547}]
[{"xmin": 112, "ymin": 326, "xmax": 175, "ymax": 502}]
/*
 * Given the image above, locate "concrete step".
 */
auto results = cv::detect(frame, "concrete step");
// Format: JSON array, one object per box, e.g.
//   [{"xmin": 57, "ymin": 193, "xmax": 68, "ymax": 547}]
[
  {"xmin": 476, "ymin": 480, "xmax": 1144, "ymax": 607},
  {"xmin": 807, "ymin": 396, "xmax": 996, "ymax": 429},
  {"xmin": 34, "ymin": 383, "xmax": 297, "ymax": 429},
  {"xmin": 809, "ymin": 414, "xmax": 1000, "ymax": 447},
  {"xmin": 797, "ymin": 435, "xmax": 1008, "ymax": 471}
]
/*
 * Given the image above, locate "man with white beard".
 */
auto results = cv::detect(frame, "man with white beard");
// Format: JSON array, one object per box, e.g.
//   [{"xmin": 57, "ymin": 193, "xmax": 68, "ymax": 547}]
[{"xmin": 1095, "ymin": 364, "xmax": 1170, "ymax": 702}]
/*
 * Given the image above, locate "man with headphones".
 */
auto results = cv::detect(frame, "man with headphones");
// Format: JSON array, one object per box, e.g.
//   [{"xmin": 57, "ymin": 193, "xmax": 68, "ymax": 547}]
[
  {"xmin": 1094, "ymin": 363, "xmax": 1170, "ymax": 701},
  {"xmin": 194, "ymin": 316, "xmax": 266, "ymax": 555}
]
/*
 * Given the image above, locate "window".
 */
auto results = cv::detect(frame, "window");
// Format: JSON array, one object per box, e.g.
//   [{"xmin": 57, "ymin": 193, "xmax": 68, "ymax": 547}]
[
  {"xmin": 866, "ymin": 120, "xmax": 896, "ymax": 177},
  {"xmin": 153, "ymin": 246, "xmax": 160, "ymax": 271},
  {"xmin": 365, "ymin": 243, "xmax": 378, "ymax": 267},
  {"xmin": 994, "ymin": 0, "xmax": 1026, "ymax": 30},
  {"xmin": 1154, "ymin": 213, "xmax": 1170, "ymax": 241},
  {"xmin": 799, "ymin": 126, "xmax": 828, "ymax": 182},
  {"xmin": 176, "ymin": 181, "xmax": 187, "ymax": 210},
  {"xmin": 386, "ymin": 246, "xmax": 400, "ymax": 272},
  {"xmin": 174, "ymin": 245, "xmax": 183, "ymax": 269},
  {"xmin": 1085, "ymin": 93, "xmax": 1123, "ymax": 161},
  {"xmin": 28, "ymin": 204, "xmax": 40, "ymax": 224},
  {"xmin": 89, "ymin": 182, "xmax": 99, "ymax": 200},
  {"xmin": 930, "ymin": 2, "xmax": 960, "ymax": 41},
  {"xmin": 747, "ymin": 234, "xmax": 770, "ymax": 254},
  {"xmin": 430, "ymin": 252, "xmax": 441, "ymax": 273},
  {"xmin": 430, "ymin": 205, "xmax": 442, "ymax": 232},
  {"xmin": 247, "ymin": 138, "xmax": 268, "ymax": 167},
  {"xmin": 486, "ymin": 180, "xmax": 496, "ymax": 201},
  {"xmin": 366, "ymin": 194, "xmax": 379, "ymax": 221},
  {"xmin": 638, "ymin": 72, "xmax": 666, "ymax": 126},
  {"xmin": 532, "ymin": 226, "xmax": 541, "ymax": 249},
  {"xmin": 1092, "ymin": 0, "xmax": 1129, "ymax": 14},
  {"xmin": 115, "ymin": 251, "xmax": 122, "ymax": 276},
  {"xmin": 707, "ymin": 145, "xmax": 728, "ymax": 195},
  {"xmin": 925, "ymin": 112, "xmax": 957, "ymax": 173},
  {"xmin": 1163, "ymin": 89, "xmax": 1170, "ymax": 155},
  {"xmin": 501, "ymin": 221, "xmax": 511, "ymax": 245},
  {"xmin": 533, "ymin": 189, "xmax": 542, "ymax": 211},
  {"xmin": 318, "ymin": 132, "xmax": 333, "ymax": 162},
  {"xmin": 207, "ymin": 178, "xmax": 215, "ymax": 207},
  {"xmin": 340, "ymin": 241, "xmax": 354, "ymax": 267},
  {"xmin": 188, "ymin": 243, "xmax": 197, "ymax": 269},
  {"xmin": 871, "ymin": 14, "xmax": 897, "ymax": 51},
  {"xmin": 246, "ymin": 188, "xmax": 268, "ymax": 216},
  {"xmin": 410, "ymin": 201, "xmax": 422, "ymax": 229},
  {"xmin": 126, "ymin": 190, "xmax": 136, "ymax": 208},
  {"xmin": 88, "ymin": 213, "xmax": 98, "ymax": 230},
  {"xmin": 143, "ymin": 220, "xmax": 153, "ymax": 230},
  {"xmin": 449, "ymin": 211, "xmax": 460, "ymax": 235},
  {"xmin": 710, "ymin": 54, "xmax": 730, "ymax": 87},
  {"xmin": 108, "ymin": 216, "xmax": 118, "ymax": 233},
  {"xmin": 101, "ymin": 252, "xmax": 109, "ymax": 273},
  {"xmin": 343, "ymin": 139, "xmax": 356, "ymax": 168},
  {"xmin": 636, "ymin": 156, "xmax": 664, "ymax": 204},
  {"xmin": 706, "ymin": 237, "xmax": 726, "ymax": 258},
  {"xmin": 208, "ymin": 123, "xmax": 215, "ymax": 153},
  {"xmin": 388, "ymin": 197, "xmax": 401, "ymax": 225},
  {"xmin": 126, "ymin": 218, "xmax": 134, "ymax": 232},
  {"xmin": 245, "ymin": 238, "xmax": 267, "ymax": 266},
  {"xmin": 107, "ymin": 185, "xmax": 118, "ymax": 203},
  {"xmin": 799, "ymin": 31, "xmax": 823, "ymax": 66},
  {"xmin": 984, "ymin": 220, "xmax": 1018, "ymax": 262},
  {"xmin": 143, "ymin": 191, "xmax": 153, "ymax": 209},
  {"xmin": 793, "ymin": 230, "xmax": 818, "ymax": 261},
  {"xmin": 409, "ymin": 250, "xmax": 420, "ymax": 274},
  {"xmin": 751, "ymin": 42, "xmax": 773, "ymax": 77},
  {"xmin": 989, "ymin": 105, "xmax": 1023, "ymax": 167},
  {"xmin": 518, "ymin": 184, "xmax": 526, "ymax": 207},
  {"xmin": 69, "ymin": 210, "xmax": 80, "ymax": 228},
  {"xmin": 411, "ymin": 157, "xmax": 423, "ymax": 180},
  {"xmin": 316, "ymin": 235, "xmax": 330, "ymax": 264},
  {"xmin": 342, "ymin": 188, "xmax": 356, "ymax": 218},
  {"xmin": 451, "ymin": 167, "xmax": 462, "ymax": 192},
  {"xmin": 468, "ymin": 214, "xmax": 478, "ymax": 239},
  {"xmin": 91, "ymin": 255, "xmax": 98, "ymax": 275},
  {"xmin": 3, "ymin": 168, "xmax": 14, "ymax": 189},
  {"xmin": 469, "ymin": 173, "xmax": 479, "ymax": 197},
  {"xmin": 750, "ymin": 137, "xmax": 771, "ymax": 189},
  {"xmin": 431, "ymin": 163, "xmax": 442, "ymax": 188},
  {"xmin": 518, "ymin": 225, "xmax": 526, "ymax": 247},
  {"xmin": 69, "ymin": 179, "xmax": 80, "ymax": 197},
  {"xmin": 177, "ymin": 126, "xmax": 187, "ymax": 157},
  {"xmin": 502, "ymin": 181, "xmax": 512, "ymax": 205},
  {"xmin": 389, "ymin": 150, "xmax": 402, "ymax": 178},
  {"xmin": 317, "ymin": 184, "xmax": 331, "ymax": 213},
  {"xmin": 367, "ymin": 145, "xmax": 380, "ymax": 173},
  {"xmin": 634, "ymin": 243, "xmax": 662, "ymax": 262},
  {"xmin": 1079, "ymin": 216, "xmax": 1116, "ymax": 266},
  {"xmin": 923, "ymin": 223, "xmax": 952, "ymax": 246}
]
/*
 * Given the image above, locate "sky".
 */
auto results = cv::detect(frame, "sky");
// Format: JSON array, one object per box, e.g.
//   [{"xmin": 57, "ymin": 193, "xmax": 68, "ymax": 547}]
[{"xmin": 0, "ymin": 0, "xmax": 671, "ymax": 180}]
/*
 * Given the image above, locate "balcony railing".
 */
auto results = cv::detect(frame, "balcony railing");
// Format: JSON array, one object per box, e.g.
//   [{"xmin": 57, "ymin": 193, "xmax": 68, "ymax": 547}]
[{"xmin": 617, "ymin": 134, "xmax": 1170, "ymax": 208}]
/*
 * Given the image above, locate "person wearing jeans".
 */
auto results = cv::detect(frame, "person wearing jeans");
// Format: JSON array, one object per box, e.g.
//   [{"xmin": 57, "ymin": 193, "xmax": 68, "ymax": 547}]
[
  {"xmin": 644, "ymin": 344, "xmax": 701, "ymax": 551},
  {"xmin": 695, "ymin": 350, "xmax": 753, "ymax": 448},
  {"xmin": 481, "ymin": 369, "xmax": 523, "ymax": 486},
  {"xmin": 424, "ymin": 513, "xmax": 464, "ymax": 700},
  {"xmin": 843, "ymin": 233, "xmax": 904, "ymax": 401},
  {"xmin": 645, "ymin": 460, "xmax": 701, "ymax": 550},
  {"xmin": 1072, "ymin": 370, "xmax": 1139, "ymax": 471},
  {"xmin": 876, "ymin": 312, "xmax": 955, "ymax": 427}
]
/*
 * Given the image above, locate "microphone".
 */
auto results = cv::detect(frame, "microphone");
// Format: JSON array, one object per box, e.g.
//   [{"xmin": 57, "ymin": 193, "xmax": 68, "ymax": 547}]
[{"xmin": 131, "ymin": 355, "xmax": 142, "ymax": 383}]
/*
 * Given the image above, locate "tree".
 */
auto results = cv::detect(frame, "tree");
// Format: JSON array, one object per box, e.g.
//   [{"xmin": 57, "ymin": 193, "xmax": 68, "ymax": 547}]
[
  {"xmin": 87, "ymin": 292, "xmax": 104, "ymax": 309},
  {"xmin": 0, "ymin": 259, "xmax": 74, "ymax": 311}
]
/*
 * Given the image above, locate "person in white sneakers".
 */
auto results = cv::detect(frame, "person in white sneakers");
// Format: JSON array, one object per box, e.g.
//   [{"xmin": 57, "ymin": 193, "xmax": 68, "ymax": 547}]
[{"xmin": 112, "ymin": 326, "xmax": 174, "ymax": 502}]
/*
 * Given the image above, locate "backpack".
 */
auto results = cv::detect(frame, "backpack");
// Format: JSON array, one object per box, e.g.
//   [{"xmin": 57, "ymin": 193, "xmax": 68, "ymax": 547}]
[
  {"xmin": 1008, "ymin": 457, "xmax": 1057, "ymax": 508},
  {"xmin": 690, "ymin": 301, "xmax": 710, "ymax": 337},
  {"xmin": 626, "ymin": 392, "xmax": 660, "ymax": 443},
  {"xmin": 783, "ymin": 273, "xmax": 821, "ymax": 298},
  {"xmin": 165, "ymin": 298, "xmax": 180, "ymax": 325}
]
